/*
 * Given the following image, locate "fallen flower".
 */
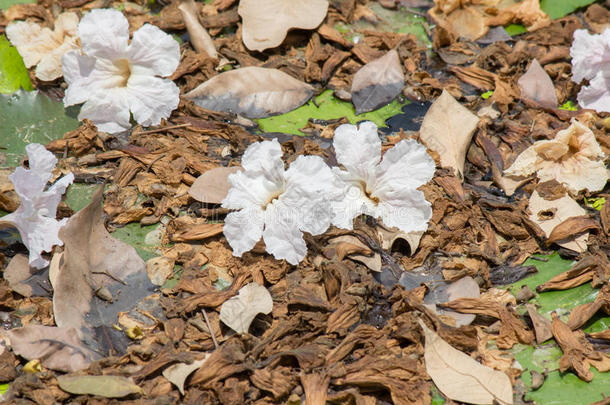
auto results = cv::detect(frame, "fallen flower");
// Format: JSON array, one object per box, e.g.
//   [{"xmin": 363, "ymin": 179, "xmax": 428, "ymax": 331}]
[
  {"xmin": 6, "ymin": 12, "xmax": 80, "ymax": 81},
  {"xmin": 571, "ymin": 28, "xmax": 610, "ymax": 112},
  {"xmin": 222, "ymin": 139, "xmax": 340, "ymax": 264},
  {"xmin": 0, "ymin": 144, "xmax": 73, "ymax": 268},
  {"xmin": 62, "ymin": 9, "xmax": 180, "ymax": 134},
  {"xmin": 331, "ymin": 122, "xmax": 435, "ymax": 234},
  {"xmin": 504, "ymin": 119, "xmax": 608, "ymax": 193}
]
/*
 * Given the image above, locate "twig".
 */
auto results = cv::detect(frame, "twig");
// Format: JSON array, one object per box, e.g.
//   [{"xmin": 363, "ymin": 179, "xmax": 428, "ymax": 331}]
[
  {"xmin": 202, "ymin": 308, "xmax": 219, "ymax": 349},
  {"xmin": 133, "ymin": 123, "xmax": 191, "ymax": 136}
]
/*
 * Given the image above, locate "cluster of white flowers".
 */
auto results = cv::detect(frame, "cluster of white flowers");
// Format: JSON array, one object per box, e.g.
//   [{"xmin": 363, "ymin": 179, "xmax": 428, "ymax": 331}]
[
  {"xmin": 222, "ymin": 122, "xmax": 435, "ymax": 264},
  {"xmin": 571, "ymin": 29, "xmax": 610, "ymax": 112},
  {"xmin": 1, "ymin": 144, "xmax": 73, "ymax": 269}
]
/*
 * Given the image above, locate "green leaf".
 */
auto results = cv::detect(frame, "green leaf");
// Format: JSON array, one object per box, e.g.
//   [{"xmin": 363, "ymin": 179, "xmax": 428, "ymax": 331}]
[
  {"xmin": 0, "ymin": 0, "xmax": 35, "ymax": 10},
  {"xmin": 0, "ymin": 383, "xmax": 8, "ymax": 396},
  {"xmin": 559, "ymin": 100, "xmax": 578, "ymax": 111},
  {"xmin": 0, "ymin": 90, "xmax": 79, "ymax": 166},
  {"xmin": 110, "ymin": 222, "xmax": 163, "ymax": 261},
  {"xmin": 481, "ymin": 90, "xmax": 493, "ymax": 99},
  {"xmin": 256, "ymin": 90, "xmax": 407, "ymax": 135},
  {"xmin": 57, "ymin": 375, "xmax": 142, "ymax": 398},
  {"xmin": 504, "ymin": 24, "xmax": 527, "ymax": 36},
  {"xmin": 540, "ymin": 0, "xmax": 597, "ymax": 20},
  {"xmin": 584, "ymin": 196, "xmax": 606, "ymax": 211},
  {"xmin": 0, "ymin": 35, "xmax": 33, "ymax": 94}
]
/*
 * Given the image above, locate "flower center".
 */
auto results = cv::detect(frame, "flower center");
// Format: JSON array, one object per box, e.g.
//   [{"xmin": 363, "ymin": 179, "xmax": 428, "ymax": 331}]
[
  {"xmin": 359, "ymin": 180, "xmax": 379, "ymax": 205},
  {"xmin": 262, "ymin": 190, "xmax": 283, "ymax": 210},
  {"xmin": 113, "ymin": 58, "xmax": 131, "ymax": 87}
]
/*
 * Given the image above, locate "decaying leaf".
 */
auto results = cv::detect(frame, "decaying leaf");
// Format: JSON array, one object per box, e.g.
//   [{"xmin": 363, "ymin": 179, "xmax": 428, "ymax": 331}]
[
  {"xmin": 178, "ymin": 0, "xmax": 217, "ymax": 59},
  {"xmin": 517, "ymin": 59, "xmax": 558, "ymax": 109},
  {"xmin": 528, "ymin": 191, "xmax": 588, "ymax": 252},
  {"xmin": 57, "ymin": 375, "xmax": 142, "ymax": 398},
  {"xmin": 485, "ymin": 0, "xmax": 551, "ymax": 32},
  {"xmin": 419, "ymin": 320, "xmax": 513, "ymax": 405},
  {"xmin": 162, "ymin": 355, "xmax": 209, "ymax": 395},
  {"xmin": 567, "ymin": 285, "xmax": 610, "ymax": 330},
  {"xmin": 419, "ymin": 89, "xmax": 479, "ymax": 178},
  {"xmin": 504, "ymin": 119, "xmax": 608, "ymax": 194},
  {"xmin": 351, "ymin": 50, "xmax": 404, "ymax": 114},
  {"xmin": 188, "ymin": 166, "xmax": 242, "ymax": 204},
  {"xmin": 2, "ymin": 325, "xmax": 100, "ymax": 373},
  {"xmin": 184, "ymin": 67, "xmax": 314, "ymax": 118},
  {"xmin": 536, "ymin": 254, "xmax": 606, "ymax": 292},
  {"xmin": 219, "ymin": 282, "xmax": 273, "ymax": 334},
  {"xmin": 3, "ymin": 253, "xmax": 51, "ymax": 297},
  {"xmin": 327, "ymin": 235, "xmax": 381, "ymax": 272},
  {"xmin": 238, "ymin": 0, "xmax": 329, "ymax": 51},
  {"xmin": 526, "ymin": 304, "xmax": 552, "ymax": 344},
  {"xmin": 425, "ymin": 276, "xmax": 480, "ymax": 327},
  {"xmin": 146, "ymin": 256, "xmax": 175, "ymax": 286},
  {"xmin": 53, "ymin": 187, "xmax": 152, "ymax": 346}
]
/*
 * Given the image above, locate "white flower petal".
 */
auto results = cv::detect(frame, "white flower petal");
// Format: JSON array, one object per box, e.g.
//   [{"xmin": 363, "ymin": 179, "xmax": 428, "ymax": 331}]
[
  {"xmin": 128, "ymin": 24, "xmax": 180, "ymax": 77},
  {"xmin": 570, "ymin": 29, "xmax": 610, "ymax": 83},
  {"xmin": 6, "ymin": 21, "xmax": 54, "ymax": 68},
  {"xmin": 78, "ymin": 9, "xmax": 129, "ymax": 59},
  {"xmin": 577, "ymin": 73, "xmax": 610, "ymax": 113},
  {"xmin": 36, "ymin": 38, "xmax": 79, "ymax": 81},
  {"xmin": 333, "ymin": 121, "xmax": 381, "ymax": 182},
  {"xmin": 223, "ymin": 169, "xmax": 284, "ymax": 210},
  {"xmin": 376, "ymin": 188, "xmax": 432, "ymax": 233},
  {"xmin": 126, "ymin": 74, "xmax": 180, "ymax": 126},
  {"xmin": 375, "ymin": 139, "xmax": 435, "ymax": 192},
  {"xmin": 240, "ymin": 138, "xmax": 284, "ymax": 173},
  {"xmin": 62, "ymin": 52, "xmax": 121, "ymax": 106},
  {"xmin": 54, "ymin": 12, "xmax": 79, "ymax": 37},
  {"xmin": 262, "ymin": 201, "xmax": 307, "ymax": 265},
  {"xmin": 223, "ymin": 209, "xmax": 264, "ymax": 257},
  {"xmin": 283, "ymin": 155, "xmax": 341, "ymax": 234},
  {"xmin": 504, "ymin": 145, "xmax": 538, "ymax": 178},
  {"xmin": 330, "ymin": 184, "xmax": 368, "ymax": 230},
  {"xmin": 77, "ymin": 88, "xmax": 131, "ymax": 133}
]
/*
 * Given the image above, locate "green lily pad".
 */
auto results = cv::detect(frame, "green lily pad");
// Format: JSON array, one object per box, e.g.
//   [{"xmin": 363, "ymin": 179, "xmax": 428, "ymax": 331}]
[
  {"xmin": 0, "ymin": 0, "xmax": 34, "ymax": 9},
  {"xmin": 541, "ymin": 0, "xmax": 597, "ymax": 20},
  {"xmin": 256, "ymin": 90, "xmax": 407, "ymax": 135},
  {"xmin": 352, "ymin": 3, "xmax": 431, "ymax": 46},
  {"xmin": 0, "ymin": 90, "xmax": 79, "ymax": 166},
  {"xmin": 110, "ymin": 222, "xmax": 163, "ymax": 262},
  {"xmin": 65, "ymin": 183, "xmax": 101, "ymax": 212},
  {"xmin": 0, "ymin": 35, "xmax": 33, "ymax": 94}
]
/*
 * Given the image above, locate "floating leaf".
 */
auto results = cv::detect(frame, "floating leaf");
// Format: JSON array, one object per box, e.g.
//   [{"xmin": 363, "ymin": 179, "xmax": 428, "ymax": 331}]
[
  {"xmin": 238, "ymin": 0, "xmax": 328, "ymax": 51},
  {"xmin": 351, "ymin": 50, "xmax": 404, "ymax": 114},
  {"xmin": 189, "ymin": 166, "xmax": 242, "ymax": 204},
  {"xmin": 419, "ymin": 89, "xmax": 479, "ymax": 178},
  {"xmin": 57, "ymin": 375, "xmax": 142, "ymax": 398},
  {"xmin": 184, "ymin": 67, "xmax": 314, "ymax": 118},
  {"xmin": 220, "ymin": 282, "xmax": 273, "ymax": 334},
  {"xmin": 0, "ymin": 35, "xmax": 33, "ymax": 94},
  {"xmin": 540, "ymin": 0, "xmax": 596, "ymax": 20},
  {"xmin": 420, "ymin": 320, "xmax": 513, "ymax": 405}
]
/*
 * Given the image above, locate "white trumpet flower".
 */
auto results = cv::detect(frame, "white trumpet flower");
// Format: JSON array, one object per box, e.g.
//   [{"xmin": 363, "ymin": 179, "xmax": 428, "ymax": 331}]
[
  {"xmin": 0, "ymin": 144, "xmax": 73, "ymax": 269},
  {"xmin": 330, "ymin": 122, "xmax": 435, "ymax": 233},
  {"xmin": 62, "ymin": 9, "xmax": 180, "ymax": 133},
  {"xmin": 222, "ymin": 139, "xmax": 339, "ymax": 265},
  {"xmin": 571, "ymin": 28, "xmax": 610, "ymax": 112}
]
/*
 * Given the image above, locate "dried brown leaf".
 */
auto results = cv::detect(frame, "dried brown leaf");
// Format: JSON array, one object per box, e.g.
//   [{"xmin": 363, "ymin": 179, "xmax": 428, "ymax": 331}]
[
  {"xmin": 219, "ymin": 282, "xmax": 273, "ymax": 334},
  {"xmin": 57, "ymin": 375, "xmax": 142, "ymax": 398},
  {"xmin": 351, "ymin": 50, "xmax": 404, "ymax": 114},
  {"xmin": 189, "ymin": 166, "xmax": 242, "ymax": 204},
  {"xmin": 517, "ymin": 59, "xmax": 558, "ymax": 109}
]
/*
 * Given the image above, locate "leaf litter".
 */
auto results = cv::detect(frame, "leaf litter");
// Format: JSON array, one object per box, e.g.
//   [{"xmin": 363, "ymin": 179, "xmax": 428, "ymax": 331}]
[{"xmin": 2, "ymin": 0, "xmax": 610, "ymax": 404}]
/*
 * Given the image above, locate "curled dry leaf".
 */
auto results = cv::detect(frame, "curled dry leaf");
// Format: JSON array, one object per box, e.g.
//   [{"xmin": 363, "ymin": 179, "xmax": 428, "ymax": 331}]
[
  {"xmin": 2, "ymin": 325, "xmax": 100, "ymax": 372},
  {"xmin": 517, "ymin": 59, "xmax": 558, "ymax": 109},
  {"xmin": 188, "ymin": 166, "xmax": 242, "ymax": 204},
  {"xmin": 57, "ymin": 375, "xmax": 142, "ymax": 398},
  {"xmin": 547, "ymin": 216, "xmax": 599, "ymax": 246},
  {"xmin": 184, "ymin": 67, "xmax": 314, "ymax": 118},
  {"xmin": 425, "ymin": 276, "xmax": 480, "ymax": 327},
  {"xmin": 351, "ymin": 50, "xmax": 404, "ymax": 114},
  {"xmin": 526, "ymin": 304, "xmax": 552, "ymax": 344},
  {"xmin": 504, "ymin": 119, "xmax": 608, "ymax": 194},
  {"xmin": 162, "ymin": 355, "xmax": 209, "ymax": 395},
  {"xmin": 238, "ymin": 0, "xmax": 329, "ymax": 51},
  {"xmin": 219, "ymin": 282, "xmax": 273, "ymax": 334},
  {"xmin": 178, "ymin": 0, "xmax": 217, "ymax": 59},
  {"xmin": 419, "ymin": 89, "xmax": 479, "ymax": 178},
  {"xmin": 419, "ymin": 320, "xmax": 513, "ymax": 405},
  {"xmin": 327, "ymin": 235, "xmax": 381, "ymax": 272},
  {"xmin": 376, "ymin": 224, "xmax": 423, "ymax": 254},
  {"xmin": 528, "ymin": 191, "xmax": 588, "ymax": 252}
]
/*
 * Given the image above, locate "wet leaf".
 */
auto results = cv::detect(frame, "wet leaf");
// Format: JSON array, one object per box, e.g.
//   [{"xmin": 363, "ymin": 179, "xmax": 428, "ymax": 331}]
[
  {"xmin": 2, "ymin": 325, "xmax": 100, "ymax": 372},
  {"xmin": 189, "ymin": 166, "xmax": 242, "ymax": 204},
  {"xmin": 185, "ymin": 67, "xmax": 314, "ymax": 118},
  {"xmin": 351, "ymin": 50, "xmax": 404, "ymax": 114},
  {"xmin": 419, "ymin": 89, "xmax": 479, "ymax": 178},
  {"xmin": 0, "ymin": 35, "xmax": 33, "ymax": 94},
  {"xmin": 541, "ymin": 0, "xmax": 596, "ymax": 19},
  {"xmin": 238, "ymin": 0, "xmax": 328, "ymax": 51},
  {"xmin": 57, "ymin": 375, "xmax": 142, "ymax": 398},
  {"xmin": 420, "ymin": 320, "xmax": 513, "ymax": 405},
  {"xmin": 518, "ymin": 59, "xmax": 558, "ymax": 109},
  {"xmin": 220, "ymin": 282, "xmax": 273, "ymax": 334},
  {"xmin": 162, "ymin": 355, "xmax": 209, "ymax": 395}
]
